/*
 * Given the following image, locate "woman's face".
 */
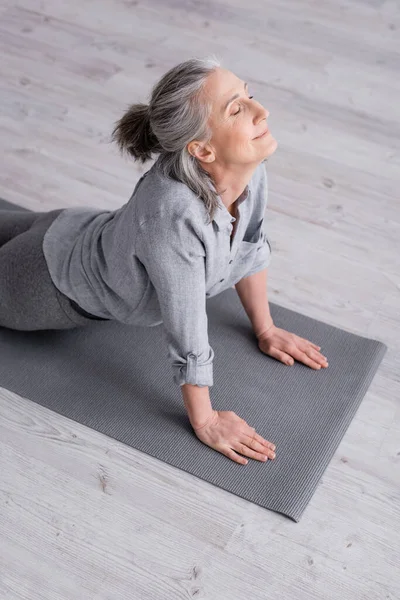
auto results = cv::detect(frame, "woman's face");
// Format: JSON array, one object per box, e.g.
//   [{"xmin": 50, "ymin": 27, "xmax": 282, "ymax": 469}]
[{"xmin": 191, "ymin": 67, "xmax": 278, "ymax": 167}]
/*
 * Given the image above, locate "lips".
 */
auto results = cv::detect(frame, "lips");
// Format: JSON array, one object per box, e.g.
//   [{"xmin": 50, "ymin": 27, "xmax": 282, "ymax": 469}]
[{"xmin": 255, "ymin": 128, "xmax": 269, "ymax": 139}]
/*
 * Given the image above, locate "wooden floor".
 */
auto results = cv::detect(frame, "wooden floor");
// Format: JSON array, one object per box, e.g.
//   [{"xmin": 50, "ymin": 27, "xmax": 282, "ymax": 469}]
[{"xmin": 1, "ymin": 1, "xmax": 399, "ymax": 598}]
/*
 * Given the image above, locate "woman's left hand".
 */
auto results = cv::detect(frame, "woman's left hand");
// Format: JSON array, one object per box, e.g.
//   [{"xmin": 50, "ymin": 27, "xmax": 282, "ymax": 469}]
[{"xmin": 257, "ymin": 324, "xmax": 329, "ymax": 370}]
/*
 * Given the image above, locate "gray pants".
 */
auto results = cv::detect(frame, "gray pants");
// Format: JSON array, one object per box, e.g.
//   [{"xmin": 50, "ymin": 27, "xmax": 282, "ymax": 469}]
[{"xmin": 0, "ymin": 208, "xmax": 110, "ymax": 331}]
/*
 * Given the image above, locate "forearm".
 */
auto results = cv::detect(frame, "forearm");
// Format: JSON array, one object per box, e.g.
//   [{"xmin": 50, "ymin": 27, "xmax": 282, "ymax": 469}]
[
  {"xmin": 234, "ymin": 267, "xmax": 274, "ymax": 339},
  {"xmin": 181, "ymin": 270, "xmax": 273, "ymax": 427},
  {"xmin": 181, "ymin": 384, "xmax": 213, "ymax": 429}
]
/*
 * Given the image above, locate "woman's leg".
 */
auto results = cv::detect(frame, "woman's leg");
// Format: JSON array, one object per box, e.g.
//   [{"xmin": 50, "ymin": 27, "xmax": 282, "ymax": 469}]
[
  {"xmin": 0, "ymin": 209, "xmax": 46, "ymax": 247},
  {"xmin": 0, "ymin": 209, "xmax": 100, "ymax": 331}
]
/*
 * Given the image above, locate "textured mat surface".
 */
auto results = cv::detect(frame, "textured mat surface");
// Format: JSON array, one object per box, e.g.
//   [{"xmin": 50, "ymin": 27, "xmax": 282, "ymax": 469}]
[{"xmin": 0, "ymin": 199, "xmax": 388, "ymax": 521}]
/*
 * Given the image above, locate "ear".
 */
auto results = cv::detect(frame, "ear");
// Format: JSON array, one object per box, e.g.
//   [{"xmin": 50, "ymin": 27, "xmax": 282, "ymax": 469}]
[{"xmin": 188, "ymin": 141, "xmax": 215, "ymax": 163}]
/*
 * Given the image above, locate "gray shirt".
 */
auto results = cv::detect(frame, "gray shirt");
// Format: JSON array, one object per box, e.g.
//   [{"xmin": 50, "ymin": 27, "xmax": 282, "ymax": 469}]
[{"xmin": 42, "ymin": 157, "xmax": 272, "ymax": 387}]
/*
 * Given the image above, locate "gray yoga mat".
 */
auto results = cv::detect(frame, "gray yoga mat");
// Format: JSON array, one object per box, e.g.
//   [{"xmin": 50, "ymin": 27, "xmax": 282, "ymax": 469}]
[{"xmin": 0, "ymin": 199, "xmax": 388, "ymax": 522}]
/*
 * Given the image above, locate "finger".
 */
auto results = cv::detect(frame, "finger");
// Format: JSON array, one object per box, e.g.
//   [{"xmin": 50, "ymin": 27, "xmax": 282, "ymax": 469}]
[
  {"xmin": 291, "ymin": 348, "xmax": 324, "ymax": 370},
  {"xmin": 269, "ymin": 348, "xmax": 295, "ymax": 366},
  {"xmin": 244, "ymin": 436, "xmax": 276, "ymax": 458},
  {"xmin": 246, "ymin": 430, "xmax": 276, "ymax": 451},
  {"xmin": 298, "ymin": 345, "xmax": 328, "ymax": 367},
  {"xmin": 296, "ymin": 336, "xmax": 321, "ymax": 351},
  {"xmin": 221, "ymin": 447, "xmax": 248, "ymax": 464},
  {"xmin": 295, "ymin": 336, "xmax": 322, "ymax": 352},
  {"xmin": 310, "ymin": 349, "xmax": 329, "ymax": 367},
  {"xmin": 307, "ymin": 341, "xmax": 321, "ymax": 350},
  {"xmin": 233, "ymin": 442, "xmax": 271, "ymax": 462}
]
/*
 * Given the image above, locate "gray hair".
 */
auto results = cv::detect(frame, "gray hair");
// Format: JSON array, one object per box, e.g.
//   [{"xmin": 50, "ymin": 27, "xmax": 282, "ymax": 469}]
[{"xmin": 111, "ymin": 55, "xmax": 224, "ymax": 224}]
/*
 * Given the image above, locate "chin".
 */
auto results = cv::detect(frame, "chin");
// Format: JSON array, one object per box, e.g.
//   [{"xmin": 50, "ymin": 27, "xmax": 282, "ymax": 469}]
[{"xmin": 264, "ymin": 138, "xmax": 278, "ymax": 159}]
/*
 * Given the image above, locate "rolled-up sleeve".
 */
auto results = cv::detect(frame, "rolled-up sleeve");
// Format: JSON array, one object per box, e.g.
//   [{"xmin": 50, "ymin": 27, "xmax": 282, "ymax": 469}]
[{"xmin": 136, "ymin": 210, "xmax": 214, "ymax": 387}]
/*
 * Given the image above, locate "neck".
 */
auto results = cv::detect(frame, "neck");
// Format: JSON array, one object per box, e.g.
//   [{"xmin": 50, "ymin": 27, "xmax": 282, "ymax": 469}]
[{"xmin": 203, "ymin": 161, "xmax": 260, "ymax": 210}]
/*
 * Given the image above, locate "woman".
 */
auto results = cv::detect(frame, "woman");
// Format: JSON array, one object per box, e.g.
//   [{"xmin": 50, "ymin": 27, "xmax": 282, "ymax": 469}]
[{"xmin": 0, "ymin": 57, "xmax": 328, "ymax": 465}]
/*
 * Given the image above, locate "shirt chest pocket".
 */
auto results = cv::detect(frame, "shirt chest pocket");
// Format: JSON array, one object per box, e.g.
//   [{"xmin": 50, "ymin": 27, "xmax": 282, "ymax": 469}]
[{"xmin": 235, "ymin": 217, "xmax": 265, "ymax": 261}]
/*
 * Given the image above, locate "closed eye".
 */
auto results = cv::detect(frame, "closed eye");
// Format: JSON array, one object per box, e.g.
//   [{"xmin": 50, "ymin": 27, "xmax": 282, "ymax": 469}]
[{"xmin": 233, "ymin": 96, "xmax": 254, "ymax": 116}]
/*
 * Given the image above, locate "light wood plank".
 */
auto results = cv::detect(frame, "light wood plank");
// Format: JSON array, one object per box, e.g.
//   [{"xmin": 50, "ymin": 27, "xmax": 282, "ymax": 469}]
[{"xmin": 0, "ymin": 0, "xmax": 399, "ymax": 598}]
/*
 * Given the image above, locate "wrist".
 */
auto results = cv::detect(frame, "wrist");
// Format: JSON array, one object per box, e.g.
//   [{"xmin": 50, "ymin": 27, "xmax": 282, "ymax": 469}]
[
  {"xmin": 255, "ymin": 319, "xmax": 275, "ymax": 340},
  {"xmin": 181, "ymin": 384, "xmax": 213, "ymax": 429},
  {"xmin": 191, "ymin": 410, "xmax": 217, "ymax": 431}
]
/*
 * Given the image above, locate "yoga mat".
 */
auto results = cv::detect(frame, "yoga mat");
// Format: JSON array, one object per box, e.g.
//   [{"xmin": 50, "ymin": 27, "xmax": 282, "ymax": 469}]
[{"xmin": 0, "ymin": 199, "xmax": 388, "ymax": 522}]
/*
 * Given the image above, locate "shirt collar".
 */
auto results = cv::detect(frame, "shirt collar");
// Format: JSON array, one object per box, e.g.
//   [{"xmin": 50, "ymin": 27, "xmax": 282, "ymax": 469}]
[
  {"xmin": 151, "ymin": 156, "xmax": 253, "ymax": 230},
  {"xmin": 208, "ymin": 179, "xmax": 252, "ymax": 231}
]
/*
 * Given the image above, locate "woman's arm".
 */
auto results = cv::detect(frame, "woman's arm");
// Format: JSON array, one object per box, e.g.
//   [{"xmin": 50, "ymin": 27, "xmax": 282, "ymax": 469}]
[
  {"xmin": 135, "ymin": 210, "xmax": 215, "ymax": 423},
  {"xmin": 234, "ymin": 267, "xmax": 274, "ymax": 339},
  {"xmin": 181, "ymin": 383, "xmax": 213, "ymax": 429}
]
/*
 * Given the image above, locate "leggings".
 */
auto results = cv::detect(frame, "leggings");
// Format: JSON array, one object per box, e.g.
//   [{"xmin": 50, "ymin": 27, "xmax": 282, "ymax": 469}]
[{"xmin": 0, "ymin": 208, "xmax": 110, "ymax": 331}]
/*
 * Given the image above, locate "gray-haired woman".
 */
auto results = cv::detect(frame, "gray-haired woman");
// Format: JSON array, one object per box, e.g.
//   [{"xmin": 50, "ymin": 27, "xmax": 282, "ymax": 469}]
[{"xmin": 0, "ymin": 57, "xmax": 327, "ymax": 465}]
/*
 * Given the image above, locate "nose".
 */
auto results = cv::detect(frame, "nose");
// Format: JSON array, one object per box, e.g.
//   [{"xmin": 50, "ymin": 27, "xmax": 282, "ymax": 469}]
[
  {"xmin": 256, "ymin": 107, "xmax": 269, "ymax": 127},
  {"xmin": 255, "ymin": 102, "xmax": 269, "ymax": 119}
]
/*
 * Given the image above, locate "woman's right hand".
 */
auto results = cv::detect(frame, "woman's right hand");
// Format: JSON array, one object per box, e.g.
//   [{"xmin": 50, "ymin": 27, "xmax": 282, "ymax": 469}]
[{"xmin": 192, "ymin": 410, "xmax": 276, "ymax": 465}]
